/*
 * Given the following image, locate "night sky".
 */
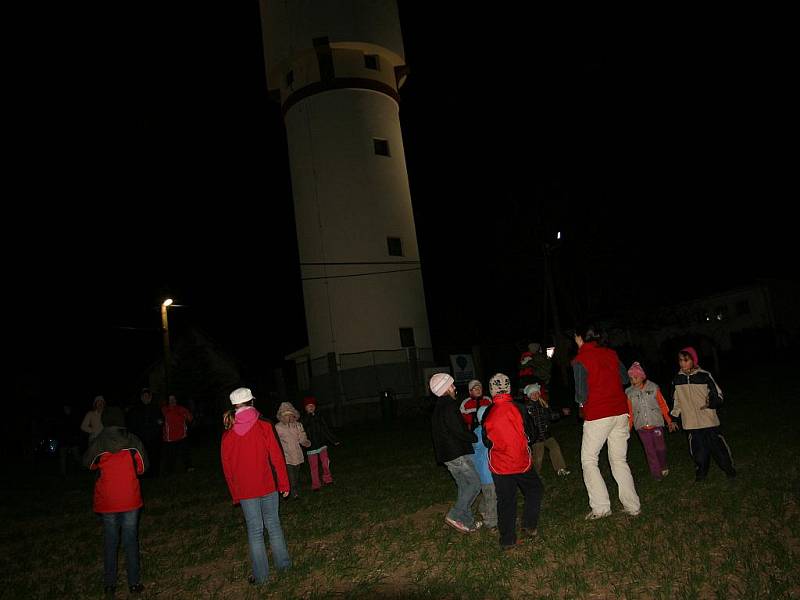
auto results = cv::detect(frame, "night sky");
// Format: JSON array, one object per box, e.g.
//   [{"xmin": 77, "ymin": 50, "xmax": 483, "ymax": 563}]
[{"xmin": 13, "ymin": 4, "xmax": 793, "ymax": 404}]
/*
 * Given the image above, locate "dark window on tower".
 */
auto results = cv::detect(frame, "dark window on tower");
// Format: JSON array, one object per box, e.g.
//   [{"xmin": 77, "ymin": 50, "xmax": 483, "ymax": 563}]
[
  {"xmin": 286, "ymin": 70, "xmax": 294, "ymax": 87},
  {"xmin": 364, "ymin": 54, "xmax": 380, "ymax": 70},
  {"xmin": 399, "ymin": 328, "xmax": 415, "ymax": 348},
  {"xmin": 387, "ymin": 237, "xmax": 403, "ymax": 256},
  {"xmin": 736, "ymin": 300, "xmax": 751, "ymax": 315},
  {"xmin": 374, "ymin": 138, "xmax": 390, "ymax": 156}
]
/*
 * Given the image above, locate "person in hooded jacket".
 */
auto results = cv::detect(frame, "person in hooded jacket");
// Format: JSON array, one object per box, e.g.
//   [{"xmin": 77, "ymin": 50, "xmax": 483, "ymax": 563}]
[
  {"xmin": 83, "ymin": 406, "xmax": 148, "ymax": 598},
  {"xmin": 275, "ymin": 402, "xmax": 311, "ymax": 498},
  {"xmin": 221, "ymin": 387, "xmax": 291, "ymax": 586},
  {"xmin": 481, "ymin": 373, "xmax": 543, "ymax": 550}
]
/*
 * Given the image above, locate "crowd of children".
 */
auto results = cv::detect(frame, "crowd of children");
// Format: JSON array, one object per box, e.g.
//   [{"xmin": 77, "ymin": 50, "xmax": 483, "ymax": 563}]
[{"xmin": 85, "ymin": 339, "xmax": 737, "ymax": 593}]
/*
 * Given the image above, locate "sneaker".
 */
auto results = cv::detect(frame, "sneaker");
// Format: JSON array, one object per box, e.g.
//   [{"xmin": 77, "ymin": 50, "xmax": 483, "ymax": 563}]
[
  {"xmin": 624, "ymin": 508, "xmax": 641, "ymax": 517},
  {"xmin": 661, "ymin": 469, "xmax": 670, "ymax": 478},
  {"xmin": 129, "ymin": 583, "xmax": 144, "ymax": 594},
  {"xmin": 520, "ymin": 527, "xmax": 538, "ymax": 540},
  {"xmin": 585, "ymin": 510, "xmax": 612, "ymax": 521},
  {"xmin": 501, "ymin": 539, "xmax": 522, "ymax": 551},
  {"xmin": 557, "ymin": 468, "xmax": 571, "ymax": 477},
  {"xmin": 444, "ymin": 515, "xmax": 471, "ymax": 533},
  {"xmin": 468, "ymin": 520, "xmax": 483, "ymax": 532}
]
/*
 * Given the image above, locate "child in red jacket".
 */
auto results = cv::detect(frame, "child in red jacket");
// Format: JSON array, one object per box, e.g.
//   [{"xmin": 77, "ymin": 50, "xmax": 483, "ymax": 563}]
[
  {"xmin": 221, "ymin": 388, "xmax": 291, "ymax": 586},
  {"xmin": 83, "ymin": 406, "xmax": 148, "ymax": 598}
]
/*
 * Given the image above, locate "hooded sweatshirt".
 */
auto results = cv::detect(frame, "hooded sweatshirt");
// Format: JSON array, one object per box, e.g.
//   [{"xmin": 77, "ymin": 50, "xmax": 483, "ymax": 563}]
[
  {"xmin": 83, "ymin": 426, "xmax": 148, "ymax": 513},
  {"xmin": 275, "ymin": 402, "xmax": 310, "ymax": 465},
  {"xmin": 220, "ymin": 407, "xmax": 289, "ymax": 504}
]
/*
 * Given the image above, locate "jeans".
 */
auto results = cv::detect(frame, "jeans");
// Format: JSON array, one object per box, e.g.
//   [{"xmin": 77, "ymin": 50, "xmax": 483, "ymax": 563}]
[
  {"xmin": 240, "ymin": 492, "xmax": 291, "ymax": 583},
  {"xmin": 478, "ymin": 483, "xmax": 498, "ymax": 528},
  {"xmin": 581, "ymin": 414, "xmax": 640, "ymax": 515},
  {"xmin": 444, "ymin": 455, "xmax": 481, "ymax": 528},
  {"xmin": 102, "ymin": 510, "xmax": 140, "ymax": 587}
]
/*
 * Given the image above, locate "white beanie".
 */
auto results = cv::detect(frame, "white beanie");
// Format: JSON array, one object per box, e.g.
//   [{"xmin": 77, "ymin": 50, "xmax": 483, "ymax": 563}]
[
  {"xmin": 489, "ymin": 373, "xmax": 511, "ymax": 397},
  {"xmin": 429, "ymin": 373, "xmax": 454, "ymax": 397},
  {"xmin": 467, "ymin": 379, "xmax": 482, "ymax": 391},
  {"xmin": 229, "ymin": 387, "xmax": 254, "ymax": 405},
  {"xmin": 523, "ymin": 383, "xmax": 541, "ymax": 397}
]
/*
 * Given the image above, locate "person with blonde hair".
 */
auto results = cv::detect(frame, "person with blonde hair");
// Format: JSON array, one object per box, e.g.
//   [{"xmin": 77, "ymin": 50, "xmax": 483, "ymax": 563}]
[
  {"xmin": 81, "ymin": 395, "xmax": 106, "ymax": 441},
  {"xmin": 221, "ymin": 387, "xmax": 291, "ymax": 586},
  {"xmin": 275, "ymin": 402, "xmax": 311, "ymax": 498}
]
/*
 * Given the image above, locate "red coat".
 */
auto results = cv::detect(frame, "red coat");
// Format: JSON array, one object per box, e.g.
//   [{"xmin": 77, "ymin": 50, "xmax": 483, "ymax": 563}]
[
  {"xmin": 91, "ymin": 449, "xmax": 145, "ymax": 513},
  {"xmin": 483, "ymin": 393, "xmax": 532, "ymax": 475},
  {"xmin": 573, "ymin": 341, "xmax": 628, "ymax": 421},
  {"xmin": 221, "ymin": 419, "xmax": 289, "ymax": 504},
  {"xmin": 162, "ymin": 404, "xmax": 192, "ymax": 442}
]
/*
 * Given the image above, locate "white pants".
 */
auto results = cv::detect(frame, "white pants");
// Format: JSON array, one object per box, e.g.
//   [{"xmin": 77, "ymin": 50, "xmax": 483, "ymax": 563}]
[{"xmin": 581, "ymin": 414, "xmax": 640, "ymax": 514}]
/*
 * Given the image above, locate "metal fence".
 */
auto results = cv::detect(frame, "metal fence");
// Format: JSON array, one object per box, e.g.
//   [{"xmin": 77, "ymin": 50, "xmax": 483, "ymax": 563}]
[{"xmin": 296, "ymin": 347, "xmax": 434, "ymax": 424}]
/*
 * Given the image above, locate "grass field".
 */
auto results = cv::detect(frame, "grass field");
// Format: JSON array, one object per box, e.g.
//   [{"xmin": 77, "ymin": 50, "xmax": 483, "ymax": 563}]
[{"xmin": 2, "ymin": 360, "xmax": 798, "ymax": 599}]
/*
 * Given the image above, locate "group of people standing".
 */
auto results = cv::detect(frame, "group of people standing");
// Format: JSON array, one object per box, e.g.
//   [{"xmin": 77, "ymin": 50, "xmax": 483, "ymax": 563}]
[
  {"xmin": 84, "ymin": 325, "xmax": 737, "ymax": 595},
  {"xmin": 430, "ymin": 324, "xmax": 737, "ymax": 549},
  {"xmin": 86, "ymin": 386, "xmax": 341, "ymax": 597}
]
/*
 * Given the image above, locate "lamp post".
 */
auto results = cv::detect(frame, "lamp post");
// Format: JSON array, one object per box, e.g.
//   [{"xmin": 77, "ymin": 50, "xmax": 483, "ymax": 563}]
[{"xmin": 161, "ymin": 298, "xmax": 173, "ymax": 395}]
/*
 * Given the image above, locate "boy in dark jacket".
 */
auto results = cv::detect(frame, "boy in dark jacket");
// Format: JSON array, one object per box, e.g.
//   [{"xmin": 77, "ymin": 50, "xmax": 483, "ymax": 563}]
[
  {"xmin": 301, "ymin": 396, "xmax": 340, "ymax": 490},
  {"xmin": 430, "ymin": 373, "xmax": 482, "ymax": 534},
  {"xmin": 83, "ymin": 407, "xmax": 148, "ymax": 598}
]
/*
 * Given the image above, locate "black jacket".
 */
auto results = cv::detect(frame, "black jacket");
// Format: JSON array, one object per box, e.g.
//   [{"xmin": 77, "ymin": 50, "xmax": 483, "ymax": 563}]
[
  {"xmin": 301, "ymin": 411, "xmax": 339, "ymax": 451},
  {"xmin": 127, "ymin": 402, "xmax": 162, "ymax": 443},
  {"xmin": 431, "ymin": 395, "xmax": 477, "ymax": 464}
]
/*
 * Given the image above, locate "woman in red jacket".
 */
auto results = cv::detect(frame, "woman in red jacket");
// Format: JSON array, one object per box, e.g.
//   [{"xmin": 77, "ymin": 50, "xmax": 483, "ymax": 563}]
[
  {"xmin": 221, "ymin": 387, "xmax": 291, "ymax": 585},
  {"xmin": 572, "ymin": 324, "xmax": 641, "ymax": 520},
  {"xmin": 83, "ymin": 406, "xmax": 148, "ymax": 598}
]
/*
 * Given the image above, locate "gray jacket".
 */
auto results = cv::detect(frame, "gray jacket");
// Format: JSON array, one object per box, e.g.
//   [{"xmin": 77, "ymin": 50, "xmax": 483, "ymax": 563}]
[{"xmin": 625, "ymin": 380, "xmax": 669, "ymax": 430}]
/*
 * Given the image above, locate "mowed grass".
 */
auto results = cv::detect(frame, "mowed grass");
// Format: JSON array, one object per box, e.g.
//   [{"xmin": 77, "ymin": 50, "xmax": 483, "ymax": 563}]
[{"xmin": 1, "ymin": 361, "xmax": 799, "ymax": 599}]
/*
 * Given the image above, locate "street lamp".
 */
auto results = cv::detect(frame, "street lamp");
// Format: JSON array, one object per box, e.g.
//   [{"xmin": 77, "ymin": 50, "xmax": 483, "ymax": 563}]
[{"xmin": 161, "ymin": 298, "xmax": 173, "ymax": 394}]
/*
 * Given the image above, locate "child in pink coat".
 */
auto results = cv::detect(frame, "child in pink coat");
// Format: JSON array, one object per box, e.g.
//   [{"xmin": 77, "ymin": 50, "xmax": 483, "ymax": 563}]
[{"xmin": 275, "ymin": 402, "xmax": 311, "ymax": 498}]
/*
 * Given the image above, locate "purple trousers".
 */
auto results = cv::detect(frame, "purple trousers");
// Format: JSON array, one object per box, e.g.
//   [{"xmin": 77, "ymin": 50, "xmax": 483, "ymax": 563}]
[{"xmin": 637, "ymin": 427, "xmax": 668, "ymax": 479}]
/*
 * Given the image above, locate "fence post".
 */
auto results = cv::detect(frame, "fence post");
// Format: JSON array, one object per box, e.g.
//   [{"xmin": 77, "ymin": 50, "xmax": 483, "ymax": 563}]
[{"xmin": 327, "ymin": 352, "xmax": 342, "ymax": 427}]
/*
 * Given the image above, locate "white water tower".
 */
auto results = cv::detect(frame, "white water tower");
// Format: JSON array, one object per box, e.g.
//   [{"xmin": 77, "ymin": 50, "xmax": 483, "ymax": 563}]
[{"xmin": 260, "ymin": 0, "xmax": 431, "ymax": 362}]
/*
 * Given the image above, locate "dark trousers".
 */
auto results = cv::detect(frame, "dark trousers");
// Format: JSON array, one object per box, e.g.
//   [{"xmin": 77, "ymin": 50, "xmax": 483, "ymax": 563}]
[
  {"xmin": 287, "ymin": 464, "xmax": 301, "ymax": 497},
  {"xmin": 163, "ymin": 438, "xmax": 192, "ymax": 473},
  {"xmin": 492, "ymin": 467, "xmax": 543, "ymax": 547},
  {"xmin": 688, "ymin": 426, "xmax": 735, "ymax": 478}
]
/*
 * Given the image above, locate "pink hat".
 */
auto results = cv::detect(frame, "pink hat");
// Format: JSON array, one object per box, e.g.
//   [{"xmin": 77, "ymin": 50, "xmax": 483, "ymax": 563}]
[
  {"xmin": 627, "ymin": 362, "xmax": 647, "ymax": 379},
  {"xmin": 680, "ymin": 346, "xmax": 699, "ymax": 367},
  {"xmin": 429, "ymin": 373, "xmax": 454, "ymax": 397}
]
